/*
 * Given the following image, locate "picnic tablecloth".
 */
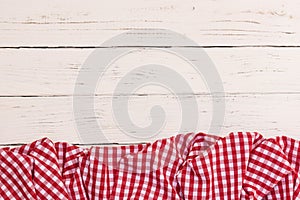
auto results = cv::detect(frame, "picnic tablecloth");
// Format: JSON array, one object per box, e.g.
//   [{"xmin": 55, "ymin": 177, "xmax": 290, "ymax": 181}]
[{"xmin": 1, "ymin": 132, "xmax": 300, "ymax": 199}]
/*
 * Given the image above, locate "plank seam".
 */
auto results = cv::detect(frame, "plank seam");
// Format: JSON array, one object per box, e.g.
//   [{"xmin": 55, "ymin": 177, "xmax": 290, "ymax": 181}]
[{"xmin": 0, "ymin": 45, "xmax": 300, "ymax": 49}]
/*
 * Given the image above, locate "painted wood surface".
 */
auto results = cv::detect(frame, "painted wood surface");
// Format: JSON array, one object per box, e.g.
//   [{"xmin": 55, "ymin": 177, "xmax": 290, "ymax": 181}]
[
  {"xmin": 0, "ymin": 47, "xmax": 299, "ymax": 96},
  {"xmin": 0, "ymin": 0, "xmax": 300, "ymax": 145},
  {"xmin": 0, "ymin": 0, "xmax": 299, "ymax": 46},
  {"xmin": 0, "ymin": 94, "xmax": 299, "ymax": 144}
]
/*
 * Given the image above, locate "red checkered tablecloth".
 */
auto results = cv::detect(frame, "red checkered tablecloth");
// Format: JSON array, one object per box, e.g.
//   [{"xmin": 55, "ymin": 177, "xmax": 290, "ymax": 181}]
[{"xmin": 1, "ymin": 132, "xmax": 300, "ymax": 199}]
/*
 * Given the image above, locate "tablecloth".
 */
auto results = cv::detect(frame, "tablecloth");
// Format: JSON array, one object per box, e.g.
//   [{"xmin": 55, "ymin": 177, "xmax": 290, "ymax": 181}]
[{"xmin": 1, "ymin": 132, "xmax": 300, "ymax": 199}]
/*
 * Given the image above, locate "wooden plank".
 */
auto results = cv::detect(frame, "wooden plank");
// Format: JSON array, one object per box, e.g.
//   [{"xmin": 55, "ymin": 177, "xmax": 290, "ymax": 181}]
[
  {"xmin": 0, "ymin": 0, "xmax": 299, "ymax": 46},
  {"xmin": 0, "ymin": 94, "xmax": 299, "ymax": 144},
  {"xmin": 0, "ymin": 48, "xmax": 300, "ymax": 96}
]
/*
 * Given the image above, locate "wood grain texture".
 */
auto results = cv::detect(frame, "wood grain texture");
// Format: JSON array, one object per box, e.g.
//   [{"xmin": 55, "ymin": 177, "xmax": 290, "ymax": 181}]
[
  {"xmin": 0, "ymin": 0, "xmax": 299, "ymax": 46},
  {"xmin": 0, "ymin": 47, "xmax": 299, "ymax": 96},
  {"xmin": 1, "ymin": 0, "xmax": 299, "ymax": 145},
  {"xmin": 0, "ymin": 47, "xmax": 299, "ymax": 144},
  {"xmin": 0, "ymin": 94, "xmax": 299, "ymax": 144}
]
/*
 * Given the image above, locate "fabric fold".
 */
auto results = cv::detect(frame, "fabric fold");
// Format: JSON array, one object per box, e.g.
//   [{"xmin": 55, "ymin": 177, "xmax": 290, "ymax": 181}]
[{"xmin": 1, "ymin": 132, "xmax": 300, "ymax": 199}]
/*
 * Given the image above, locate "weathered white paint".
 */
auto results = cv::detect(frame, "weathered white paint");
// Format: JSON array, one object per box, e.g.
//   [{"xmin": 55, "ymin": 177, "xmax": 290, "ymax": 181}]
[
  {"xmin": 0, "ymin": 0, "xmax": 299, "ymax": 46},
  {"xmin": 0, "ymin": 94, "xmax": 299, "ymax": 144},
  {"xmin": 0, "ymin": 48, "xmax": 299, "ymax": 96},
  {"xmin": 0, "ymin": 0, "xmax": 300, "ymax": 145}
]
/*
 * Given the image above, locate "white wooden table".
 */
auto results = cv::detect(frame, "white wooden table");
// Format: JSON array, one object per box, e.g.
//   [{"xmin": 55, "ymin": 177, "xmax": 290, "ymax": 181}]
[{"xmin": 1, "ymin": 0, "xmax": 300, "ymax": 146}]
